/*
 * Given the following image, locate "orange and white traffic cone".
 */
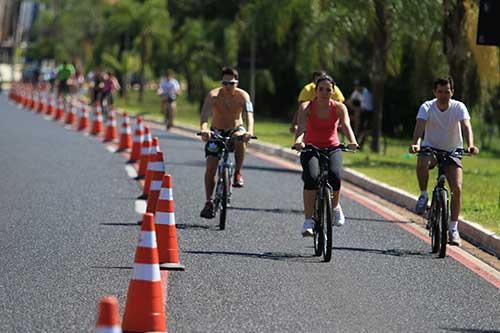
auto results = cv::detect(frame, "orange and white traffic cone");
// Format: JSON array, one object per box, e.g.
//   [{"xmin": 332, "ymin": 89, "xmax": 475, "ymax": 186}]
[
  {"xmin": 142, "ymin": 137, "xmax": 161, "ymax": 197},
  {"xmin": 91, "ymin": 107, "xmax": 104, "ymax": 136},
  {"xmin": 128, "ymin": 117, "xmax": 144, "ymax": 163},
  {"xmin": 145, "ymin": 149, "xmax": 165, "ymax": 212},
  {"xmin": 65, "ymin": 100, "xmax": 77, "ymax": 126},
  {"xmin": 136, "ymin": 127, "xmax": 152, "ymax": 179},
  {"xmin": 36, "ymin": 93, "xmax": 45, "ymax": 114},
  {"xmin": 155, "ymin": 174, "xmax": 185, "ymax": 271},
  {"xmin": 95, "ymin": 296, "xmax": 122, "ymax": 333},
  {"xmin": 47, "ymin": 95, "xmax": 55, "ymax": 115},
  {"xmin": 54, "ymin": 97, "xmax": 64, "ymax": 121},
  {"xmin": 117, "ymin": 112, "xmax": 132, "ymax": 151},
  {"xmin": 104, "ymin": 110, "xmax": 118, "ymax": 142},
  {"xmin": 78, "ymin": 105, "xmax": 90, "ymax": 131},
  {"xmin": 122, "ymin": 213, "xmax": 167, "ymax": 333}
]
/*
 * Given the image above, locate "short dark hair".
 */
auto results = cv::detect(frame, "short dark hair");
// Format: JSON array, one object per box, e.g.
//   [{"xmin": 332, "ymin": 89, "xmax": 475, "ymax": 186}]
[
  {"xmin": 433, "ymin": 76, "xmax": 454, "ymax": 90},
  {"xmin": 315, "ymin": 74, "xmax": 336, "ymax": 87},
  {"xmin": 221, "ymin": 67, "xmax": 239, "ymax": 80},
  {"xmin": 312, "ymin": 70, "xmax": 327, "ymax": 80}
]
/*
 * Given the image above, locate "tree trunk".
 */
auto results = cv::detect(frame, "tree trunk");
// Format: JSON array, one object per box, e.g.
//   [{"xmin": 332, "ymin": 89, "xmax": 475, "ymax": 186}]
[
  {"xmin": 138, "ymin": 32, "xmax": 146, "ymax": 103},
  {"xmin": 442, "ymin": 0, "xmax": 468, "ymax": 103},
  {"xmin": 369, "ymin": 0, "xmax": 390, "ymax": 153}
]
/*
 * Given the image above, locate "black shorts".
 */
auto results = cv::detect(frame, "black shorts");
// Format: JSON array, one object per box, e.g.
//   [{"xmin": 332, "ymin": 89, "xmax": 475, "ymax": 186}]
[
  {"xmin": 204, "ymin": 126, "xmax": 246, "ymax": 158},
  {"xmin": 421, "ymin": 146, "xmax": 463, "ymax": 169}
]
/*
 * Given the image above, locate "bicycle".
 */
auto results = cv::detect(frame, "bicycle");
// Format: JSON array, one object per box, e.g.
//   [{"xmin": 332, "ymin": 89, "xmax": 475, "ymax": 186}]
[
  {"xmin": 162, "ymin": 97, "xmax": 175, "ymax": 131},
  {"xmin": 293, "ymin": 144, "xmax": 355, "ymax": 262},
  {"xmin": 197, "ymin": 130, "xmax": 257, "ymax": 230},
  {"xmin": 418, "ymin": 147, "xmax": 469, "ymax": 258}
]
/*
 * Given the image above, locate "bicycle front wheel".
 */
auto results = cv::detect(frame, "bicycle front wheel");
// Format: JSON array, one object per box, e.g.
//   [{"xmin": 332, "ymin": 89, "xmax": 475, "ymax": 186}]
[
  {"xmin": 313, "ymin": 193, "xmax": 323, "ymax": 257},
  {"xmin": 219, "ymin": 167, "xmax": 229, "ymax": 230},
  {"xmin": 429, "ymin": 196, "xmax": 440, "ymax": 254},
  {"xmin": 438, "ymin": 190, "xmax": 449, "ymax": 258},
  {"xmin": 322, "ymin": 187, "xmax": 333, "ymax": 262}
]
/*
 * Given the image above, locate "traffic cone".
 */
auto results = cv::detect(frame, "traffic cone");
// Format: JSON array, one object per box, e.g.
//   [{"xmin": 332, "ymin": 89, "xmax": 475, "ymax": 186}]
[
  {"xmin": 37, "ymin": 93, "xmax": 45, "ymax": 114},
  {"xmin": 47, "ymin": 95, "xmax": 55, "ymax": 115},
  {"xmin": 91, "ymin": 108, "xmax": 104, "ymax": 136},
  {"xmin": 78, "ymin": 105, "xmax": 90, "ymax": 131},
  {"xmin": 145, "ymin": 149, "xmax": 165, "ymax": 211},
  {"xmin": 122, "ymin": 213, "xmax": 167, "ymax": 333},
  {"xmin": 32, "ymin": 93, "xmax": 39, "ymax": 111},
  {"xmin": 104, "ymin": 110, "xmax": 118, "ymax": 142},
  {"xmin": 54, "ymin": 97, "xmax": 65, "ymax": 121},
  {"xmin": 128, "ymin": 117, "xmax": 144, "ymax": 163},
  {"xmin": 141, "ymin": 137, "xmax": 162, "ymax": 198},
  {"xmin": 155, "ymin": 175, "xmax": 185, "ymax": 271},
  {"xmin": 137, "ymin": 127, "xmax": 152, "ymax": 179},
  {"xmin": 117, "ymin": 112, "xmax": 132, "ymax": 151},
  {"xmin": 65, "ymin": 100, "xmax": 77, "ymax": 125},
  {"xmin": 95, "ymin": 296, "xmax": 122, "ymax": 333}
]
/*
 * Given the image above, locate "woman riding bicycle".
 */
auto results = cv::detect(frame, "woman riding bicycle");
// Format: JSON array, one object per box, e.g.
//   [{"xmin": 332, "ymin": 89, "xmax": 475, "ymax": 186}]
[{"xmin": 293, "ymin": 74, "xmax": 358, "ymax": 237}]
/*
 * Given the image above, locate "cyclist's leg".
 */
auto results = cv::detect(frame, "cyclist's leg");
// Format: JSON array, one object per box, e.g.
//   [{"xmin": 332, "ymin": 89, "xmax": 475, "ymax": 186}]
[
  {"xmin": 445, "ymin": 163, "xmax": 463, "ymax": 223},
  {"xmin": 327, "ymin": 149, "xmax": 343, "ymax": 208},
  {"xmin": 204, "ymin": 157, "xmax": 218, "ymax": 201},
  {"xmin": 169, "ymin": 101, "xmax": 177, "ymax": 128},
  {"xmin": 300, "ymin": 150, "xmax": 320, "ymax": 219},
  {"xmin": 416, "ymin": 154, "xmax": 437, "ymax": 192}
]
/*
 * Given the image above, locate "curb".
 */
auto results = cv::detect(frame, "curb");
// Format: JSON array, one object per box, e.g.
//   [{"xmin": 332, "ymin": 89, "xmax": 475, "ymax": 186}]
[{"xmin": 133, "ymin": 119, "xmax": 500, "ymax": 259}]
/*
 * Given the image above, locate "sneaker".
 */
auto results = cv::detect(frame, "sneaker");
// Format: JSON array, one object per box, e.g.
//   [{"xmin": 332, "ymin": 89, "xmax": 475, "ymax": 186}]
[
  {"xmin": 448, "ymin": 230, "xmax": 462, "ymax": 246},
  {"xmin": 415, "ymin": 194, "xmax": 428, "ymax": 215},
  {"xmin": 334, "ymin": 205, "xmax": 345, "ymax": 226},
  {"xmin": 233, "ymin": 172, "xmax": 244, "ymax": 188},
  {"xmin": 302, "ymin": 219, "xmax": 315, "ymax": 237},
  {"xmin": 200, "ymin": 201, "xmax": 215, "ymax": 219}
]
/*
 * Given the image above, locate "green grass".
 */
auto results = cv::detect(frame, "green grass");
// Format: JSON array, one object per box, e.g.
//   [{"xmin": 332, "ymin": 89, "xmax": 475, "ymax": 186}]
[{"xmin": 116, "ymin": 89, "xmax": 500, "ymax": 234}]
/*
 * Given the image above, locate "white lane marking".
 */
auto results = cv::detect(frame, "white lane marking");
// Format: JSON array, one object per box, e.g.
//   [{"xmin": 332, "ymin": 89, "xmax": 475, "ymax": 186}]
[
  {"xmin": 125, "ymin": 165, "xmax": 138, "ymax": 178},
  {"xmin": 135, "ymin": 200, "xmax": 146, "ymax": 215},
  {"xmin": 105, "ymin": 145, "xmax": 116, "ymax": 153}
]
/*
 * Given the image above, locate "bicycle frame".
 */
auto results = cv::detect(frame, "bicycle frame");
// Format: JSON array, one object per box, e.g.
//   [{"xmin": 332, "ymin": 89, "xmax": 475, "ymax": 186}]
[{"xmin": 213, "ymin": 137, "xmax": 234, "ymax": 209}]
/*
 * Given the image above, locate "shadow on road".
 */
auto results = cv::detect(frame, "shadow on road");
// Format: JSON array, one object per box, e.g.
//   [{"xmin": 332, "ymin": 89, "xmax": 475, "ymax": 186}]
[
  {"xmin": 228, "ymin": 206, "xmax": 303, "ymax": 215},
  {"xmin": 348, "ymin": 216, "xmax": 413, "ymax": 224},
  {"xmin": 243, "ymin": 164, "xmax": 301, "ymax": 174},
  {"xmin": 176, "ymin": 223, "xmax": 217, "ymax": 230},
  {"xmin": 184, "ymin": 250, "xmax": 317, "ymax": 262},
  {"xmin": 100, "ymin": 222, "xmax": 139, "ymax": 226},
  {"xmin": 441, "ymin": 329, "xmax": 500, "ymax": 333},
  {"xmin": 333, "ymin": 246, "xmax": 431, "ymax": 258},
  {"xmin": 91, "ymin": 266, "xmax": 132, "ymax": 270}
]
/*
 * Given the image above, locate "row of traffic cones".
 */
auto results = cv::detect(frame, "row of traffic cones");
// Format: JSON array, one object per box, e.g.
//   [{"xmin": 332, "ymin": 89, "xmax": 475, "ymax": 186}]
[{"xmin": 9, "ymin": 84, "xmax": 185, "ymax": 332}]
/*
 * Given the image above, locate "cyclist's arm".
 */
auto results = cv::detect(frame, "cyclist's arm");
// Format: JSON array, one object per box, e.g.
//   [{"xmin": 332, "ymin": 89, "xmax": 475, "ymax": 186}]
[
  {"xmin": 461, "ymin": 118, "xmax": 479, "ymax": 154},
  {"xmin": 200, "ymin": 92, "xmax": 213, "ymax": 132},
  {"xmin": 242, "ymin": 93, "xmax": 254, "ymax": 135},
  {"xmin": 337, "ymin": 102, "xmax": 358, "ymax": 146},
  {"xmin": 294, "ymin": 103, "xmax": 310, "ymax": 144},
  {"xmin": 410, "ymin": 118, "xmax": 426, "ymax": 153}
]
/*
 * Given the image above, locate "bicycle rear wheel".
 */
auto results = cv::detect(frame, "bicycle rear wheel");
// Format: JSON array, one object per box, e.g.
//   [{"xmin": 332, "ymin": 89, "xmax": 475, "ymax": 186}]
[
  {"xmin": 313, "ymin": 193, "xmax": 323, "ymax": 257},
  {"xmin": 322, "ymin": 187, "xmax": 333, "ymax": 262},
  {"xmin": 438, "ymin": 190, "xmax": 449, "ymax": 258},
  {"xmin": 219, "ymin": 167, "xmax": 229, "ymax": 230}
]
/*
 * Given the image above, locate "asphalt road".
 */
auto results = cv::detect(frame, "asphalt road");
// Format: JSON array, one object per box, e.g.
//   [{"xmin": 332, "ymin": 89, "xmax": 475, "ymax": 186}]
[{"xmin": 0, "ymin": 93, "xmax": 499, "ymax": 332}]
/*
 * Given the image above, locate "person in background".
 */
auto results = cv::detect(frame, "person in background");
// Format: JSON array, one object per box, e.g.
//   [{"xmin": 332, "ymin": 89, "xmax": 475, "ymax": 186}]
[
  {"xmin": 347, "ymin": 80, "xmax": 373, "ymax": 148},
  {"xmin": 290, "ymin": 70, "xmax": 345, "ymax": 133},
  {"xmin": 158, "ymin": 70, "xmax": 181, "ymax": 130},
  {"xmin": 55, "ymin": 60, "xmax": 76, "ymax": 97}
]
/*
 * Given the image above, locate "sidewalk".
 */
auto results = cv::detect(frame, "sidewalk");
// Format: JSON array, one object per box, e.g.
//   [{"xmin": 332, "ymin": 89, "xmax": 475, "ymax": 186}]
[{"xmin": 168, "ymin": 121, "xmax": 500, "ymax": 259}]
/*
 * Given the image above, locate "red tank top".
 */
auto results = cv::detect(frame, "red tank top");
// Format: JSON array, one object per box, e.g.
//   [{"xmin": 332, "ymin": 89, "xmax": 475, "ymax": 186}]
[{"xmin": 303, "ymin": 99, "xmax": 340, "ymax": 148}]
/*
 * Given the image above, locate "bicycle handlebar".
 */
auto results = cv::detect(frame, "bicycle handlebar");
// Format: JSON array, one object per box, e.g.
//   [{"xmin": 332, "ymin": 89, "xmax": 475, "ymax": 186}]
[
  {"xmin": 196, "ymin": 131, "xmax": 258, "ymax": 141},
  {"xmin": 416, "ymin": 147, "xmax": 471, "ymax": 157},
  {"xmin": 291, "ymin": 143, "xmax": 357, "ymax": 153}
]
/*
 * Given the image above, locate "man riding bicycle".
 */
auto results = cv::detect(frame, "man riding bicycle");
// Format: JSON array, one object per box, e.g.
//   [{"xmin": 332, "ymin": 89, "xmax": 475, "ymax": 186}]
[
  {"xmin": 158, "ymin": 70, "xmax": 181, "ymax": 130},
  {"xmin": 409, "ymin": 76, "xmax": 479, "ymax": 246},
  {"xmin": 55, "ymin": 60, "xmax": 76, "ymax": 97},
  {"xmin": 293, "ymin": 74, "xmax": 358, "ymax": 236},
  {"xmin": 199, "ymin": 67, "xmax": 255, "ymax": 219}
]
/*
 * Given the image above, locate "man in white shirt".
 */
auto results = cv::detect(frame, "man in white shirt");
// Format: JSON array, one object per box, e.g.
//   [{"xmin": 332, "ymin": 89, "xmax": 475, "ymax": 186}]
[
  {"xmin": 349, "ymin": 80, "xmax": 373, "ymax": 148},
  {"xmin": 158, "ymin": 70, "xmax": 181, "ymax": 130},
  {"xmin": 409, "ymin": 76, "xmax": 479, "ymax": 246}
]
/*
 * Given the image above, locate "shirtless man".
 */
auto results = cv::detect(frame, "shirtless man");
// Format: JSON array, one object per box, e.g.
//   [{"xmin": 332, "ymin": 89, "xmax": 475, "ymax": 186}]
[{"xmin": 199, "ymin": 67, "xmax": 255, "ymax": 218}]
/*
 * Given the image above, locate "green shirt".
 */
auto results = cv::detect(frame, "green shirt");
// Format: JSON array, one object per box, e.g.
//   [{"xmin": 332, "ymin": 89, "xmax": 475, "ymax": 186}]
[{"xmin": 56, "ymin": 64, "xmax": 76, "ymax": 81}]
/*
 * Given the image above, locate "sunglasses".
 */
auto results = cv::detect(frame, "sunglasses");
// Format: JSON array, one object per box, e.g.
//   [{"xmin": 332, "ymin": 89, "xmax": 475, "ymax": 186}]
[{"xmin": 221, "ymin": 80, "xmax": 238, "ymax": 86}]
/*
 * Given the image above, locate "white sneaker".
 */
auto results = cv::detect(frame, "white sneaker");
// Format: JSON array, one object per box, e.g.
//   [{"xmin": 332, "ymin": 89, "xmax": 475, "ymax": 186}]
[
  {"xmin": 334, "ymin": 205, "xmax": 345, "ymax": 226},
  {"xmin": 448, "ymin": 229, "xmax": 462, "ymax": 246},
  {"xmin": 302, "ymin": 219, "xmax": 315, "ymax": 237}
]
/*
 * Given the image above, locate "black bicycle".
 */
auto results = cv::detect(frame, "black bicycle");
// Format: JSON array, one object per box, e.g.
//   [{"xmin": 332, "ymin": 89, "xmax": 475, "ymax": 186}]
[
  {"xmin": 294, "ymin": 144, "xmax": 355, "ymax": 262},
  {"xmin": 198, "ymin": 131, "xmax": 257, "ymax": 230},
  {"xmin": 418, "ymin": 147, "xmax": 469, "ymax": 258}
]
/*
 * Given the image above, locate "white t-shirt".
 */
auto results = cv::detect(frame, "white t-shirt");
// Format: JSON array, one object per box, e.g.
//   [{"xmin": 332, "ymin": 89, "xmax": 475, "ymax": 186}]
[
  {"xmin": 159, "ymin": 78, "xmax": 180, "ymax": 98},
  {"xmin": 417, "ymin": 98, "xmax": 470, "ymax": 152},
  {"xmin": 350, "ymin": 87, "xmax": 373, "ymax": 111}
]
